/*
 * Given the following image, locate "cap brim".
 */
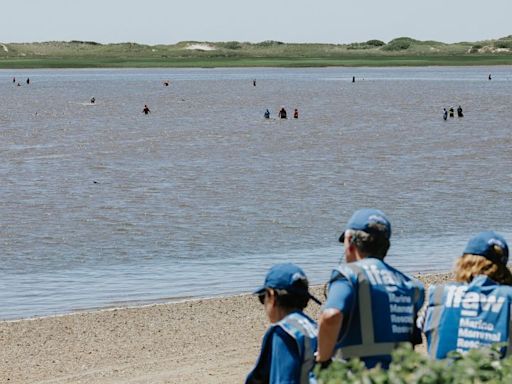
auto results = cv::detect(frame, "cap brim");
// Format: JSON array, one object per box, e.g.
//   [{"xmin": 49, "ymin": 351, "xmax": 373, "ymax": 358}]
[{"xmin": 253, "ymin": 287, "xmax": 266, "ymax": 295}]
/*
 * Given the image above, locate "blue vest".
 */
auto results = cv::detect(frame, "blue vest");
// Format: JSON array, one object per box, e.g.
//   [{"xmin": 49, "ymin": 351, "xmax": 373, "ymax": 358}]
[
  {"xmin": 422, "ymin": 275, "xmax": 512, "ymax": 359},
  {"xmin": 246, "ymin": 312, "xmax": 318, "ymax": 384},
  {"xmin": 330, "ymin": 258, "xmax": 424, "ymax": 368}
]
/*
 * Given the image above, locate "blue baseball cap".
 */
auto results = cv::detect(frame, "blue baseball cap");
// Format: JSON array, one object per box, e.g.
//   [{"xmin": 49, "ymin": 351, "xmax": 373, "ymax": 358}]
[
  {"xmin": 254, "ymin": 263, "xmax": 321, "ymax": 305},
  {"xmin": 463, "ymin": 231, "xmax": 509, "ymax": 265},
  {"xmin": 339, "ymin": 208, "xmax": 392, "ymax": 243}
]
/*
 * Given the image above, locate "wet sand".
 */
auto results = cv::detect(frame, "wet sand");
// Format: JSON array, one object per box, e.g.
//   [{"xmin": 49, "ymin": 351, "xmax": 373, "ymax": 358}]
[{"xmin": 0, "ymin": 272, "xmax": 452, "ymax": 384}]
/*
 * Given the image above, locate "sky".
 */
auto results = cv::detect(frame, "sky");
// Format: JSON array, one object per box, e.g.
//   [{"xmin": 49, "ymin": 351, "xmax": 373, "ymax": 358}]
[{"xmin": 2, "ymin": 0, "xmax": 511, "ymax": 45}]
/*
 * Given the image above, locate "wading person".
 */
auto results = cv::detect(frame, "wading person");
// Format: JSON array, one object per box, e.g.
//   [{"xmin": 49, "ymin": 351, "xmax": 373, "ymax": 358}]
[
  {"xmin": 142, "ymin": 104, "xmax": 151, "ymax": 115},
  {"xmin": 316, "ymin": 208, "xmax": 424, "ymax": 369},
  {"xmin": 246, "ymin": 263, "xmax": 320, "ymax": 384},
  {"xmin": 419, "ymin": 231, "xmax": 512, "ymax": 359},
  {"xmin": 278, "ymin": 107, "xmax": 287, "ymax": 119}
]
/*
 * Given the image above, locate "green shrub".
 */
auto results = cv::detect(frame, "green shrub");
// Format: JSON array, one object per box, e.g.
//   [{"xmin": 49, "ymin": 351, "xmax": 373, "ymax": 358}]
[
  {"xmin": 255, "ymin": 40, "xmax": 285, "ymax": 47},
  {"xmin": 382, "ymin": 37, "xmax": 418, "ymax": 51},
  {"xmin": 218, "ymin": 41, "xmax": 242, "ymax": 50},
  {"xmin": 494, "ymin": 40, "xmax": 512, "ymax": 49},
  {"xmin": 315, "ymin": 344, "xmax": 512, "ymax": 383},
  {"xmin": 366, "ymin": 39, "xmax": 385, "ymax": 47}
]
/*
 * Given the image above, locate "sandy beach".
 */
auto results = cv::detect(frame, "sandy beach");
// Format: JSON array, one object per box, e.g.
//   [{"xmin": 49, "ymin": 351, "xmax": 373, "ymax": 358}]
[{"xmin": 0, "ymin": 272, "xmax": 452, "ymax": 384}]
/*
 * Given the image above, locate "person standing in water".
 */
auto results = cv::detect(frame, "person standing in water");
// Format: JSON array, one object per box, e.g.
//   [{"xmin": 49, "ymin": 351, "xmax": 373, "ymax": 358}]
[
  {"xmin": 90, "ymin": 97, "xmax": 96, "ymax": 104},
  {"xmin": 142, "ymin": 105, "xmax": 151, "ymax": 115},
  {"xmin": 449, "ymin": 107, "xmax": 454, "ymax": 118},
  {"xmin": 264, "ymin": 109, "xmax": 270, "ymax": 119},
  {"xmin": 443, "ymin": 108, "xmax": 448, "ymax": 121},
  {"xmin": 293, "ymin": 109, "xmax": 299, "ymax": 119},
  {"xmin": 253, "ymin": 79, "xmax": 256, "ymax": 86},
  {"xmin": 457, "ymin": 105, "xmax": 464, "ymax": 117},
  {"xmin": 488, "ymin": 74, "xmax": 492, "ymax": 80},
  {"xmin": 278, "ymin": 107, "xmax": 287, "ymax": 119},
  {"xmin": 26, "ymin": 78, "xmax": 30, "ymax": 85}
]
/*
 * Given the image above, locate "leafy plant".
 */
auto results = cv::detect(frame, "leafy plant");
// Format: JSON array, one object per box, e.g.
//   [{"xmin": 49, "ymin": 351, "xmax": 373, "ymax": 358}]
[{"xmin": 315, "ymin": 344, "xmax": 512, "ymax": 383}]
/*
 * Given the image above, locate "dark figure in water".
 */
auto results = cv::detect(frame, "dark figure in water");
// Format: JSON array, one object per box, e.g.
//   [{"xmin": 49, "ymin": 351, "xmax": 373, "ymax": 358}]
[
  {"xmin": 457, "ymin": 105, "xmax": 464, "ymax": 117},
  {"xmin": 449, "ymin": 107, "xmax": 455, "ymax": 118},
  {"xmin": 163, "ymin": 81, "xmax": 170, "ymax": 86},
  {"xmin": 90, "ymin": 97, "xmax": 95, "ymax": 104},
  {"xmin": 488, "ymin": 74, "xmax": 492, "ymax": 80},
  {"xmin": 12, "ymin": 77, "xmax": 15, "ymax": 83},
  {"xmin": 143, "ymin": 104, "xmax": 151, "ymax": 115},
  {"xmin": 443, "ymin": 108, "xmax": 448, "ymax": 121},
  {"xmin": 264, "ymin": 109, "xmax": 270, "ymax": 119},
  {"xmin": 352, "ymin": 76, "xmax": 355, "ymax": 83},
  {"xmin": 26, "ymin": 78, "xmax": 30, "ymax": 85},
  {"xmin": 278, "ymin": 107, "xmax": 287, "ymax": 119},
  {"xmin": 293, "ymin": 108, "xmax": 299, "ymax": 119},
  {"xmin": 253, "ymin": 79, "xmax": 256, "ymax": 86}
]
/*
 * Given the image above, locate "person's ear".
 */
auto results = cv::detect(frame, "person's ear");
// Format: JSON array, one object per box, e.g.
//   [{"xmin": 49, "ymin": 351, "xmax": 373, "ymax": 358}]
[{"xmin": 267, "ymin": 289, "xmax": 277, "ymax": 306}]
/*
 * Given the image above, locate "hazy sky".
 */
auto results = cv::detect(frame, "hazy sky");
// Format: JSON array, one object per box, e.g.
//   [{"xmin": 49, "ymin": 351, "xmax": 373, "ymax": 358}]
[{"xmin": 2, "ymin": 0, "xmax": 511, "ymax": 45}]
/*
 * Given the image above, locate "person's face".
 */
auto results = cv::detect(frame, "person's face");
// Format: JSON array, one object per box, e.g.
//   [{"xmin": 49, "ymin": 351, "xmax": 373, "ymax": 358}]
[{"xmin": 259, "ymin": 289, "xmax": 279, "ymax": 323}]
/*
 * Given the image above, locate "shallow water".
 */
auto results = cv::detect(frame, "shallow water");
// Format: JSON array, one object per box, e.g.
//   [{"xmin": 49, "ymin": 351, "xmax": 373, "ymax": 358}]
[{"xmin": 1, "ymin": 67, "xmax": 511, "ymax": 320}]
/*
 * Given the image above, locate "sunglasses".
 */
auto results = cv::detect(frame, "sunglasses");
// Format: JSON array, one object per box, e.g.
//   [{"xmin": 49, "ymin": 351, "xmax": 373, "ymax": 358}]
[{"xmin": 258, "ymin": 291, "xmax": 266, "ymax": 305}]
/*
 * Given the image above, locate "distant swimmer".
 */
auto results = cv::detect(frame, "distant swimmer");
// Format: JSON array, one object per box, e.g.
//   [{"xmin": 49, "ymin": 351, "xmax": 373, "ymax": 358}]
[
  {"xmin": 253, "ymin": 79, "xmax": 256, "ymax": 86},
  {"xmin": 449, "ymin": 107, "xmax": 454, "ymax": 118},
  {"xmin": 26, "ymin": 78, "xmax": 30, "ymax": 85},
  {"xmin": 457, "ymin": 105, "xmax": 464, "ymax": 118},
  {"xmin": 163, "ymin": 80, "xmax": 170, "ymax": 86},
  {"xmin": 293, "ymin": 108, "xmax": 299, "ymax": 119},
  {"xmin": 443, "ymin": 108, "xmax": 448, "ymax": 121},
  {"xmin": 12, "ymin": 77, "xmax": 15, "ymax": 83},
  {"xmin": 143, "ymin": 104, "xmax": 151, "ymax": 115},
  {"xmin": 264, "ymin": 109, "xmax": 270, "ymax": 119},
  {"xmin": 17, "ymin": 82, "xmax": 21, "ymax": 87},
  {"xmin": 352, "ymin": 76, "xmax": 355, "ymax": 83},
  {"xmin": 278, "ymin": 107, "xmax": 287, "ymax": 119},
  {"xmin": 90, "ymin": 97, "xmax": 96, "ymax": 104},
  {"xmin": 488, "ymin": 74, "xmax": 492, "ymax": 80}
]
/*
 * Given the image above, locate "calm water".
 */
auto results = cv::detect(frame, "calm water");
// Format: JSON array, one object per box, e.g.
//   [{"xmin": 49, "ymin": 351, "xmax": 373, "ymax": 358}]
[{"xmin": 1, "ymin": 67, "xmax": 511, "ymax": 320}]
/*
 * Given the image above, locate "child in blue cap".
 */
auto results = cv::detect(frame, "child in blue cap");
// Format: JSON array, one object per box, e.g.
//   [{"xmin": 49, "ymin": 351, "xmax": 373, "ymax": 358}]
[
  {"xmin": 420, "ymin": 231, "xmax": 512, "ymax": 359},
  {"xmin": 246, "ymin": 263, "xmax": 320, "ymax": 384}
]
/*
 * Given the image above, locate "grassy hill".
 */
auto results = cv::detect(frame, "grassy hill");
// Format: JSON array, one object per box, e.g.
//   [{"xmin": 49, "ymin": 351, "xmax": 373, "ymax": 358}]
[{"xmin": 1, "ymin": 36, "xmax": 512, "ymax": 68}]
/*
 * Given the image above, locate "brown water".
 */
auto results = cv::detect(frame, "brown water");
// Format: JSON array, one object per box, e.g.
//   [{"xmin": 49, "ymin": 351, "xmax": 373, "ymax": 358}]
[{"xmin": 0, "ymin": 67, "xmax": 511, "ymax": 319}]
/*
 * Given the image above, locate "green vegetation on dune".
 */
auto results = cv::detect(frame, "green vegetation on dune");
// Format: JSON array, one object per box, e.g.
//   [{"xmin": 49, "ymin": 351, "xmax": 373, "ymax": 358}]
[{"xmin": 1, "ymin": 36, "xmax": 512, "ymax": 68}]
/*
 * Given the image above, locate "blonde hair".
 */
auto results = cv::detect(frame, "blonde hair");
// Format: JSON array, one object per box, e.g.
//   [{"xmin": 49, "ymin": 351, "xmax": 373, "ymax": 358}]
[{"xmin": 455, "ymin": 254, "xmax": 512, "ymax": 285}]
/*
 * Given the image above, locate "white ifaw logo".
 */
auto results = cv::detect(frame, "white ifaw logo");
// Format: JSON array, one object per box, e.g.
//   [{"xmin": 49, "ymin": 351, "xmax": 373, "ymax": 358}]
[{"xmin": 444, "ymin": 286, "xmax": 505, "ymax": 314}]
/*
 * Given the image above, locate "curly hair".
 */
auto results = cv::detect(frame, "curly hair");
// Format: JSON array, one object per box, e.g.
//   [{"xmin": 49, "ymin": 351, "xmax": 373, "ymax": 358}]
[{"xmin": 455, "ymin": 254, "xmax": 512, "ymax": 285}]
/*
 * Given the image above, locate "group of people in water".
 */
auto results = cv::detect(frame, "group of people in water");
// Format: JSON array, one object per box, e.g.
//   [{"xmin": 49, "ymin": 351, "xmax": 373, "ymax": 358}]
[
  {"xmin": 264, "ymin": 107, "xmax": 299, "ymax": 120},
  {"xmin": 246, "ymin": 207, "xmax": 512, "ymax": 384},
  {"xmin": 443, "ymin": 105, "xmax": 464, "ymax": 120}
]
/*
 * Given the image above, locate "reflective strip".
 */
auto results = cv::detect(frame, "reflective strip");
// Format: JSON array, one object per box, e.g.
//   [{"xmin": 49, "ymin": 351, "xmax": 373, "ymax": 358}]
[
  {"xmin": 334, "ymin": 342, "xmax": 398, "ymax": 359},
  {"xmin": 507, "ymin": 303, "xmax": 512, "ymax": 357},
  {"xmin": 428, "ymin": 285, "xmax": 445, "ymax": 358},
  {"xmin": 278, "ymin": 314, "xmax": 316, "ymax": 384}
]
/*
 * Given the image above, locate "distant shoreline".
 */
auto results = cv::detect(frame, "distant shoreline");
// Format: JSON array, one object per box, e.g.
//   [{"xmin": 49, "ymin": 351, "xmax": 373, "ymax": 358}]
[
  {"xmin": 2, "ymin": 55, "xmax": 512, "ymax": 69},
  {"xmin": 1, "ymin": 37, "xmax": 512, "ymax": 68}
]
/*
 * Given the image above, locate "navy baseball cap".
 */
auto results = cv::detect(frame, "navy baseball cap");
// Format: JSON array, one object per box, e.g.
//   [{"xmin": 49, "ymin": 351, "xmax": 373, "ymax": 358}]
[
  {"xmin": 254, "ymin": 263, "xmax": 321, "ymax": 305},
  {"xmin": 463, "ymin": 231, "xmax": 509, "ymax": 265},
  {"xmin": 339, "ymin": 208, "xmax": 391, "ymax": 243}
]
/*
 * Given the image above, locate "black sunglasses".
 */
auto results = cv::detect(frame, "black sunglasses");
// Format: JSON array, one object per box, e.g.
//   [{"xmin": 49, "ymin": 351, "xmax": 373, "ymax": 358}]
[{"xmin": 258, "ymin": 291, "xmax": 266, "ymax": 305}]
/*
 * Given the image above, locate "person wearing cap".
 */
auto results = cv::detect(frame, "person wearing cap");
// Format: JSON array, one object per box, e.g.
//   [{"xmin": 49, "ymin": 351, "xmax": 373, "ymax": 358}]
[
  {"xmin": 419, "ymin": 231, "xmax": 512, "ymax": 359},
  {"xmin": 246, "ymin": 263, "xmax": 320, "ymax": 384},
  {"xmin": 316, "ymin": 208, "xmax": 424, "ymax": 369}
]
